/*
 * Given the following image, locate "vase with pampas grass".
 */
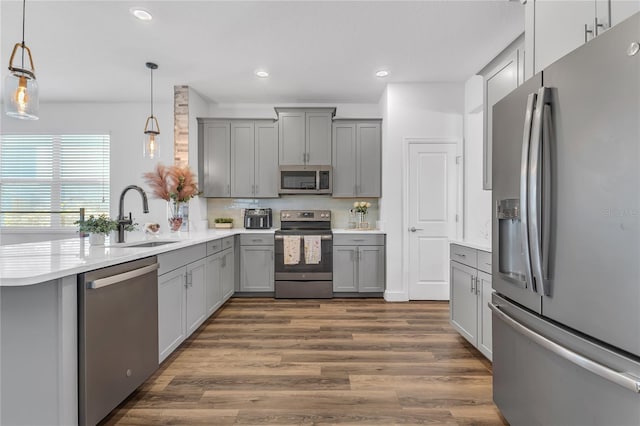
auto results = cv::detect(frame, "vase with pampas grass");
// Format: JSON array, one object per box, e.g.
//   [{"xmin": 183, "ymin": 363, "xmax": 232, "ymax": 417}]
[{"xmin": 144, "ymin": 163, "xmax": 201, "ymax": 232}]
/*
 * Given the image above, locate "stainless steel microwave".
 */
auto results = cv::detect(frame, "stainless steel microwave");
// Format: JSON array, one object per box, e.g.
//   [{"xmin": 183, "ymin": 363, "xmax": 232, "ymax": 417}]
[{"xmin": 278, "ymin": 166, "xmax": 332, "ymax": 194}]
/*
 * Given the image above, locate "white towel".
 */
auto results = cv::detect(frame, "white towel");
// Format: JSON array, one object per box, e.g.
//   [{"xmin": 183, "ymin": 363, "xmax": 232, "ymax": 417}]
[
  {"xmin": 283, "ymin": 235, "xmax": 301, "ymax": 265},
  {"xmin": 304, "ymin": 235, "xmax": 322, "ymax": 265}
]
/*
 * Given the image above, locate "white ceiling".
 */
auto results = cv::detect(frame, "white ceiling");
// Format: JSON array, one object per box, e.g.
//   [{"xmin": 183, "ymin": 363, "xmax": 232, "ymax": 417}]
[{"xmin": 0, "ymin": 0, "xmax": 524, "ymax": 104}]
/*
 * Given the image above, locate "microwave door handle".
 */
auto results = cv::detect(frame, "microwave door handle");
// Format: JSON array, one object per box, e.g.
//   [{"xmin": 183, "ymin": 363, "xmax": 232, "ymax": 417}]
[
  {"xmin": 528, "ymin": 87, "xmax": 551, "ymax": 296},
  {"xmin": 520, "ymin": 92, "xmax": 537, "ymax": 293},
  {"xmin": 316, "ymin": 170, "xmax": 320, "ymax": 192}
]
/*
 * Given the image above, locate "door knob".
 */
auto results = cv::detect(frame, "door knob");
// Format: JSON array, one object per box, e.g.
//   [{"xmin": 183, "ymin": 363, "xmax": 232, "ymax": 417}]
[{"xmin": 409, "ymin": 227, "xmax": 423, "ymax": 232}]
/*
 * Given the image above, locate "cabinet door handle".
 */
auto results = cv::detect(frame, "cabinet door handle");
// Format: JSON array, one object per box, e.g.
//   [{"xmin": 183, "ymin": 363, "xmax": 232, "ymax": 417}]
[
  {"xmin": 470, "ymin": 276, "xmax": 475, "ymax": 293},
  {"xmin": 358, "ymin": 249, "xmax": 362, "ymax": 261},
  {"xmin": 186, "ymin": 272, "xmax": 192, "ymax": 288},
  {"xmin": 584, "ymin": 23, "xmax": 594, "ymax": 43},
  {"xmin": 455, "ymin": 253, "xmax": 466, "ymax": 258},
  {"xmin": 476, "ymin": 277, "xmax": 481, "ymax": 295},
  {"xmin": 255, "ymin": 184, "xmax": 259, "ymax": 195},
  {"xmin": 226, "ymin": 184, "xmax": 230, "ymax": 196},
  {"xmin": 594, "ymin": 16, "xmax": 606, "ymax": 36}
]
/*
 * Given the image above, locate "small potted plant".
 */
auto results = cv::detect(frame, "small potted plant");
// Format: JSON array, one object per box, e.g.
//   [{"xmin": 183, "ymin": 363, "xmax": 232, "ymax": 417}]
[
  {"xmin": 75, "ymin": 214, "xmax": 137, "ymax": 245},
  {"xmin": 214, "ymin": 218, "xmax": 234, "ymax": 229},
  {"xmin": 353, "ymin": 201, "xmax": 372, "ymax": 229}
]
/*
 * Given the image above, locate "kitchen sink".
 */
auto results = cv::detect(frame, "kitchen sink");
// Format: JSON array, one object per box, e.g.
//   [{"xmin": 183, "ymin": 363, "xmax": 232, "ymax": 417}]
[{"xmin": 124, "ymin": 240, "xmax": 179, "ymax": 248}]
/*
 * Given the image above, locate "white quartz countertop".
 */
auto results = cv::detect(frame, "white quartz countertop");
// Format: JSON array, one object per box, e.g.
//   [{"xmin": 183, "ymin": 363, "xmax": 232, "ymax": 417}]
[
  {"xmin": 0, "ymin": 228, "xmax": 276, "ymax": 287},
  {"xmin": 449, "ymin": 239, "xmax": 492, "ymax": 252}
]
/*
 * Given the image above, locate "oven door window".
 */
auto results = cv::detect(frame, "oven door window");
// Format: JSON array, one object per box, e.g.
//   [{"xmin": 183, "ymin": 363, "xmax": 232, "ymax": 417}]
[{"xmin": 281, "ymin": 171, "xmax": 317, "ymax": 190}]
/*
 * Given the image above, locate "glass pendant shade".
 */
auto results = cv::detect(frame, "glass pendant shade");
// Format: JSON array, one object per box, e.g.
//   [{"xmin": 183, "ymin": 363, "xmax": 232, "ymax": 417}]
[
  {"xmin": 143, "ymin": 116, "xmax": 160, "ymax": 159},
  {"xmin": 5, "ymin": 39, "xmax": 39, "ymax": 120}
]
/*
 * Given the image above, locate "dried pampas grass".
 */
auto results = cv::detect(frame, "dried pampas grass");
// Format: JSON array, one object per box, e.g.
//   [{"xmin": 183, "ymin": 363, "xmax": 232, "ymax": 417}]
[{"xmin": 143, "ymin": 163, "xmax": 200, "ymax": 203}]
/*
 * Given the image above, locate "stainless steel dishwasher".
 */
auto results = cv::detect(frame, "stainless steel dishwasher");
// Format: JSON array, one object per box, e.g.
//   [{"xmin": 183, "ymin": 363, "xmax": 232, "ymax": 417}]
[{"xmin": 78, "ymin": 256, "xmax": 159, "ymax": 426}]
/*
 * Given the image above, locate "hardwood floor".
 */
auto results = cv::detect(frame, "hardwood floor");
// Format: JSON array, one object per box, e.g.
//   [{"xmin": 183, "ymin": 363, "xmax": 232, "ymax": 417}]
[{"xmin": 102, "ymin": 298, "xmax": 507, "ymax": 425}]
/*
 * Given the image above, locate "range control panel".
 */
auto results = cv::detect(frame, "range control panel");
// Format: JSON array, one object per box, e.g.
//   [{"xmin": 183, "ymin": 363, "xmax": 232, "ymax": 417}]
[{"xmin": 280, "ymin": 210, "xmax": 331, "ymax": 221}]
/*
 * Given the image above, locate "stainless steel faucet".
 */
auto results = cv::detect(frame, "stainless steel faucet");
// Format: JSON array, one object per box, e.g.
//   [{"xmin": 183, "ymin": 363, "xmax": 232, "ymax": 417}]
[{"xmin": 117, "ymin": 185, "xmax": 149, "ymax": 243}]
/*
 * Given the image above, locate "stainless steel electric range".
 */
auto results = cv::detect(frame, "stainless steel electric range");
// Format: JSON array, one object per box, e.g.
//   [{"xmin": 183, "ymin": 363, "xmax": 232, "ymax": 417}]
[{"xmin": 274, "ymin": 210, "xmax": 333, "ymax": 298}]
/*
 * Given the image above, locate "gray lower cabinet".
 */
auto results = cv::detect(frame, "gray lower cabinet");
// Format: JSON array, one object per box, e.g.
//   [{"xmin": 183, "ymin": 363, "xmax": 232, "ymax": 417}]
[
  {"xmin": 332, "ymin": 119, "xmax": 382, "ymax": 197},
  {"xmin": 199, "ymin": 118, "xmax": 278, "ymax": 198},
  {"xmin": 230, "ymin": 120, "xmax": 279, "ymax": 198},
  {"xmin": 205, "ymin": 237, "xmax": 235, "ymax": 316},
  {"xmin": 158, "ymin": 239, "xmax": 235, "ymax": 363},
  {"xmin": 276, "ymin": 107, "xmax": 335, "ymax": 166},
  {"xmin": 240, "ymin": 234, "xmax": 274, "ymax": 292},
  {"xmin": 333, "ymin": 234, "xmax": 385, "ymax": 294},
  {"xmin": 449, "ymin": 243, "xmax": 493, "ymax": 360}
]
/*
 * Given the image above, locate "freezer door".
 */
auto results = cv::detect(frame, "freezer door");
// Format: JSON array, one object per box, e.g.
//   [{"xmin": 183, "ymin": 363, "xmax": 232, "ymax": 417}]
[
  {"xmin": 492, "ymin": 294, "xmax": 640, "ymax": 426},
  {"xmin": 541, "ymin": 12, "xmax": 640, "ymax": 356},
  {"xmin": 492, "ymin": 73, "xmax": 543, "ymax": 313}
]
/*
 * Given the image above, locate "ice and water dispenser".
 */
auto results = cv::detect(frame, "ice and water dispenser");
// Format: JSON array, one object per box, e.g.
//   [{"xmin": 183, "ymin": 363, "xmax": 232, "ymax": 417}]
[{"xmin": 497, "ymin": 198, "xmax": 526, "ymax": 286}]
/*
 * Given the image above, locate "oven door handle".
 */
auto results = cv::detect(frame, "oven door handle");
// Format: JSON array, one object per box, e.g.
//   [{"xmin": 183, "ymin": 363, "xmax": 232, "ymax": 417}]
[{"xmin": 275, "ymin": 235, "xmax": 332, "ymax": 240}]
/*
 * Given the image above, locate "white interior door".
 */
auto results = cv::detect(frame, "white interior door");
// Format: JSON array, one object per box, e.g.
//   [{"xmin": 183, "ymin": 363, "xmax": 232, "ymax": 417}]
[{"xmin": 408, "ymin": 142, "xmax": 457, "ymax": 300}]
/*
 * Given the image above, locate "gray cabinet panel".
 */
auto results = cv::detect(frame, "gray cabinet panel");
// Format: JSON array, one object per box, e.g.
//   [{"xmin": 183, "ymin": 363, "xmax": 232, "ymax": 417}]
[
  {"xmin": 356, "ymin": 122, "xmax": 382, "ymax": 197},
  {"xmin": 201, "ymin": 120, "xmax": 231, "ymax": 197},
  {"xmin": 333, "ymin": 246, "xmax": 358, "ymax": 292},
  {"xmin": 477, "ymin": 271, "xmax": 493, "ymax": 360},
  {"xmin": 450, "ymin": 261, "xmax": 478, "ymax": 345},
  {"xmin": 332, "ymin": 122, "xmax": 357, "ymax": 197},
  {"xmin": 240, "ymin": 246, "xmax": 274, "ymax": 291},
  {"xmin": 221, "ymin": 248, "xmax": 235, "ymax": 301},
  {"xmin": 255, "ymin": 120, "xmax": 279, "ymax": 197},
  {"xmin": 205, "ymin": 254, "xmax": 222, "ymax": 316},
  {"xmin": 158, "ymin": 267, "xmax": 186, "ymax": 362},
  {"xmin": 358, "ymin": 246, "xmax": 385, "ymax": 292},
  {"xmin": 278, "ymin": 112, "xmax": 306, "ymax": 165},
  {"xmin": 185, "ymin": 259, "xmax": 206, "ymax": 335},
  {"xmin": 306, "ymin": 112, "xmax": 332, "ymax": 165},
  {"xmin": 231, "ymin": 121, "xmax": 256, "ymax": 198}
]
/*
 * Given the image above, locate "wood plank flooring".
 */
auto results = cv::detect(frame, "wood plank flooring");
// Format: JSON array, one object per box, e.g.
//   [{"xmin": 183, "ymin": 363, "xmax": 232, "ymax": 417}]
[{"xmin": 102, "ymin": 298, "xmax": 507, "ymax": 425}]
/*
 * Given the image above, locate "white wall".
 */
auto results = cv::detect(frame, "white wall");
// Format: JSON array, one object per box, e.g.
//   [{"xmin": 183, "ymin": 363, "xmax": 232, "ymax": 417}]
[
  {"xmin": 379, "ymin": 83, "xmax": 464, "ymax": 302},
  {"xmin": 0, "ymin": 99, "xmax": 173, "ymax": 243},
  {"xmin": 464, "ymin": 76, "xmax": 492, "ymax": 246}
]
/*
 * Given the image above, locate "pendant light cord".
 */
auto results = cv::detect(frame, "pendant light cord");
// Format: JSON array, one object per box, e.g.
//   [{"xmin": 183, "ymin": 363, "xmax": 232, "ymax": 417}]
[
  {"xmin": 150, "ymin": 67, "xmax": 154, "ymax": 119},
  {"xmin": 20, "ymin": 0, "xmax": 26, "ymax": 68}
]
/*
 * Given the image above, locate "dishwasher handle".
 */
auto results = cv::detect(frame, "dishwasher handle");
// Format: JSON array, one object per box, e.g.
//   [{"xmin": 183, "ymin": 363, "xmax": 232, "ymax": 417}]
[{"xmin": 88, "ymin": 263, "xmax": 159, "ymax": 289}]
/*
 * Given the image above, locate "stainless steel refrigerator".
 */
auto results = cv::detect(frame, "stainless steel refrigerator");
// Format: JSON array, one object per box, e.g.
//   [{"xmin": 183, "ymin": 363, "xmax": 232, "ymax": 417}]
[{"xmin": 491, "ymin": 12, "xmax": 640, "ymax": 425}]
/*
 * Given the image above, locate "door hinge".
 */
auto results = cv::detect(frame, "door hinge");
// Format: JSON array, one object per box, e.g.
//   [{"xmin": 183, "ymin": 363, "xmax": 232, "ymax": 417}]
[
  {"xmin": 455, "ymin": 156, "xmax": 462, "ymax": 165},
  {"xmin": 455, "ymin": 214, "xmax": 459, "ymax": 223}
]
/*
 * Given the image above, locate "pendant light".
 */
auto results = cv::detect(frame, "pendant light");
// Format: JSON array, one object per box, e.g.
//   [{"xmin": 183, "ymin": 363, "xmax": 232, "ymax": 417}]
[
  {"xmin": 5, "ymin": 0, "xmax": 39, "ymax": 120},
  {"xmin": 143, "ymin": 62, "xmax": 159, "ymax": 159}
]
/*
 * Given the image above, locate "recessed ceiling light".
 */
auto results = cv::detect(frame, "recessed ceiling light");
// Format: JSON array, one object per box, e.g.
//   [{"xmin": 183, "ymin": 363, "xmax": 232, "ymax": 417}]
[
  {"xmin": 130, "ymin": 8, "xmax": 153, "ymax": 21},
  {"xmin": 255, "ymin": 70, "xmax": 269, "ymax": 78},
  {"xmin": 375, "ymin": 70, "xmax": 389, "ymax": 78}
]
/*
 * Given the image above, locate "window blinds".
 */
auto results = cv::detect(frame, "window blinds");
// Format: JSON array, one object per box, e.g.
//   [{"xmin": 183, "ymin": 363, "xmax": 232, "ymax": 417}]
[{"xmin": 0, "ymin": 134, "xmax": 110, "ymax": 228}]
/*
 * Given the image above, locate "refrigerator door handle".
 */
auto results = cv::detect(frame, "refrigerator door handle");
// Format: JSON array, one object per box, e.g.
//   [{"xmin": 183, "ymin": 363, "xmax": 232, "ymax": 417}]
[
  {"xmin": 520, "ymin": 92, "xmax": 537, "ymax": 293},
  {"xmin": 529, "ymin": 87, "xmax": 551, "ymax": 296},
  {"xmin": 489, "ymin": 302, "xmax": 640, "ymax": 394}
]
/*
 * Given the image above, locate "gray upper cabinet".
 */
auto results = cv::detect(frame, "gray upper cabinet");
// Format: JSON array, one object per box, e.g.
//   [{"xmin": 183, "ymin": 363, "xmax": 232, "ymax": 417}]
[
  {"xmin": 276, "ymin": 107, "xmax": 335, "ymax": 166},
  {"xmin": 482, "ymin": 39, "xmax": 524, "ymax": 190},
  {"xmin": 231, "ymin": 121, "xmax": 255, "ymax": 198},
  {"xmin": 200, "ymin": 118, "xmax": 278, "ymax": 198},
  {"xmin": 230, "ymin": 120, "xmax": 279, "ymax": 198},
  {"xmin": 306, "ymin": 112, "xmax": 333, "ymax": 165},
  {"xmin": 198, "ymin": 119, "xmax": 231, "ymax": 197},
  {"xmin": 332, "ymin": 119, "xmax": 382, "ymax": 197},
  {"xmin": 254, "ymin": 120, "xmax": 279, "ymax": 197}
]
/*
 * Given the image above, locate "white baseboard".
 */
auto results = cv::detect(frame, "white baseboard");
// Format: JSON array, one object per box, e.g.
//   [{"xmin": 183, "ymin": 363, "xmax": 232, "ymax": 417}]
[{"xmin": 383, "ymin": 290, "xmax": 409, "ymax": 302}]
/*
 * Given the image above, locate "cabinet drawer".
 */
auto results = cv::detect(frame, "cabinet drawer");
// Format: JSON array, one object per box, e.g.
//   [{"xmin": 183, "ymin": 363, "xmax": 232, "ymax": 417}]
[
  {"xmin": 158, "ymin": 243, "xmax": 206, "ymax": 275},
  {"xmin": 222, "ymin": 236, "xmax": 235, "ymax": 250},
  {"xmin": 240, "ymin": 234, "xmax": 274, "ymax": 246},
  {"xmin": 450, "ymin": 244, "xmax": 477, "ymax": 269},
  {"xmin": 477, "ymin": 250, "xmax": 492, "ymax": 274},
  {"xmin": 333, "ymin": 234, "xmax": 385, "ymax": 246},
  {"xmin": 206, "ymin": 239, "xmax": 223, "ymax": 256}
]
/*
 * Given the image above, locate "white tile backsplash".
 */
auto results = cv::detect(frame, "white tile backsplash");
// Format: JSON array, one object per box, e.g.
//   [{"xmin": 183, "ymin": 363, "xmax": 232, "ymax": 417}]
[{"xmin": 207, "ymin": 195, "xmax": 378, "ymax": 229}]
